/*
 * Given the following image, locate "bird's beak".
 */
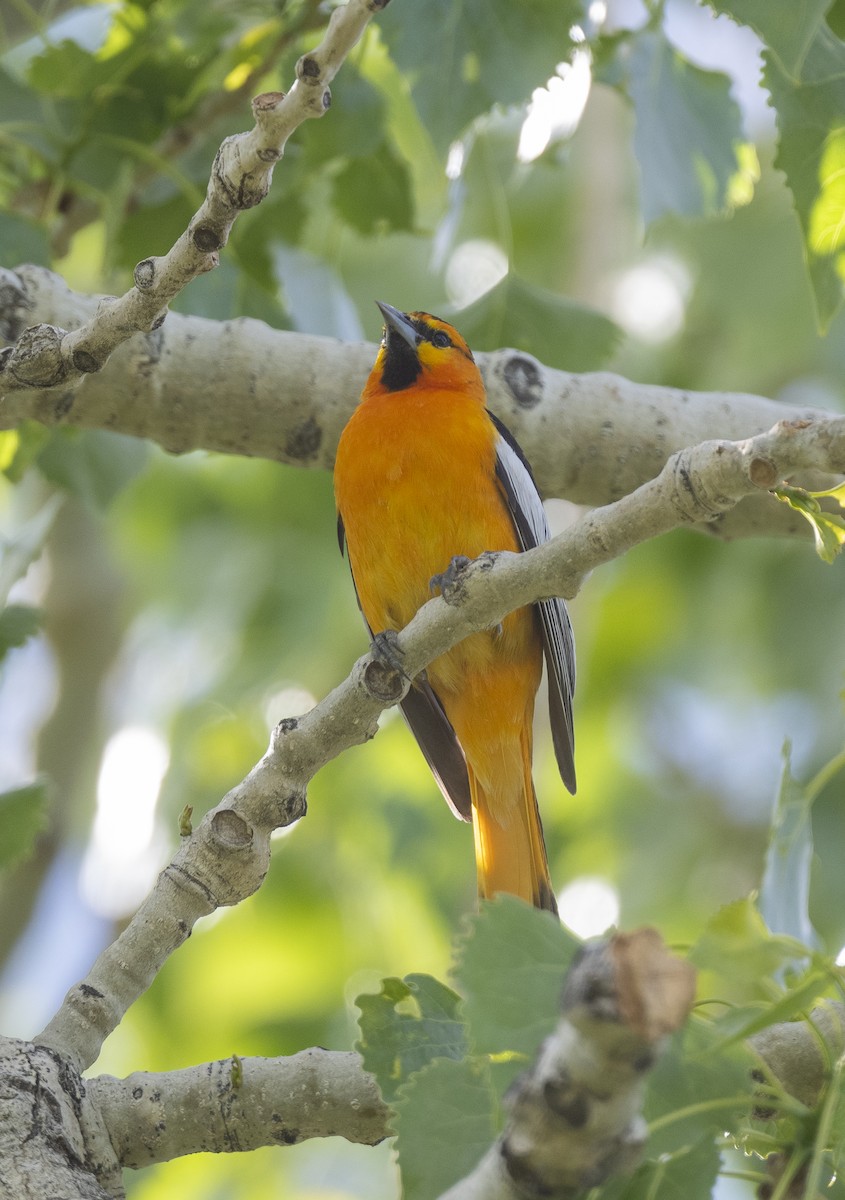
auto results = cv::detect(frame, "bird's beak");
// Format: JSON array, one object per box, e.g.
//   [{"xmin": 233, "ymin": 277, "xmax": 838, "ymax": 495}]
[{"xmin": 376, "ymin": 301, "xmax": 419, "ymax": 350}]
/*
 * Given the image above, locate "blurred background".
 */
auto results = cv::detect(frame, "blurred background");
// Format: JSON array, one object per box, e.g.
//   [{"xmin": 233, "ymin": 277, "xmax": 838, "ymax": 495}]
[{"xmin": 1, "ymin": 0, "xmax": 844, "ymax": 1196}]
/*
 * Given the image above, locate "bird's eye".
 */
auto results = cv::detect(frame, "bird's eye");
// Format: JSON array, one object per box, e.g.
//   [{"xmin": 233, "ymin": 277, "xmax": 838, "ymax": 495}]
[{"xmin": 431, "ymin": 330, "xmax": 451, "ymax": 348}]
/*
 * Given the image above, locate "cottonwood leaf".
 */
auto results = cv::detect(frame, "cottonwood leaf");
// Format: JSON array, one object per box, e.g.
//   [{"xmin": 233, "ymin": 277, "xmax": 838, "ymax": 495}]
[
  {"xmin": 378, "ymin": 0, "xmax": 583, "ymax": 154},
  {"xmin": 601, "ymin": 1133, "xmax": 721, "ymax": 1200},
  {"xmin": 455, "ymin": 273, "xmax": 620, "ymax": 372},
  {"xmin": 774, "ymin": 483, "xmax": 845, "ymax": 562},
  {"xmin": 764, "ymin": 24, "xmax": 845, "ymax": 331},
  {"xmin": 624, "ymin": 31, "xmax": 745, "ymax": 224},
  {"xmin": 37, "ymin": 429, "xmax": 150, "ymax": 511},
  {"xmin": 393, "ymin": 1055, "xmax": 496, "ymax": 1200},
  {"xmin": 706, "ymin": 0, "xmax": 833, "ymax": 78},
  {"xmin": 689, "ymin": 896, "xmax": 811, "ymax": 995},
  {"xmin": 453, "ymin": 894, "xmax": 577, "ymax": 1059},
  {"xmin": 355, "ymin": 973, "xmax": 466, "ymax": 1104}
]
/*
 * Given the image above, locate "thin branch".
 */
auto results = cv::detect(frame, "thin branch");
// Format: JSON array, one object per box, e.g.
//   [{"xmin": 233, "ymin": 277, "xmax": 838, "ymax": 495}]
[
  {"xmin": 91, "ymin": 1048, "xmax": 388, "ymax": 1168},
  {"xmin": 438, "ymin": 930, "xmax": 696, "ymax": 1200},
  {"xmin": 32, "ymin": 414, "xmax": 845, "ymax": 1072},
  {"xmin": 0, "ymin": 264, "xmax": 838, "ymax": 539},
  {"xmin": 0, "ymin": 0, "xmax": 388, "ymax": 394}
]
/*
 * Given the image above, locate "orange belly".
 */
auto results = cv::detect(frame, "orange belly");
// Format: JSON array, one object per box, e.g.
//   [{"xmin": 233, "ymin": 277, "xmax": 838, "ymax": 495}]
[{"xmin": 334, "ymin": 384, "xmax": 542, "ymax": 770}]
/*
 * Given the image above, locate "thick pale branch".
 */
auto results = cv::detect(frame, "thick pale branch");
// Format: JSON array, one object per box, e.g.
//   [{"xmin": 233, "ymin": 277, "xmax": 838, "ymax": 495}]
[
  {"xmin": 0, "ymin": 266, "xmax": 835, "ymax": 538},
  {"xmin": 32, "ymin": 416, "xmax": 844, "ymax": 1074},
  {"xmin": 0, "ymin": 0, "xmax": 385, "ymax": 395},
  {"xmin": 438, "ymin": 930, "xmax": 696, "ymax": 1200},
  {"xmin": 91, "ymin": 1048, "xmax": 388, "ymax": 1168}
]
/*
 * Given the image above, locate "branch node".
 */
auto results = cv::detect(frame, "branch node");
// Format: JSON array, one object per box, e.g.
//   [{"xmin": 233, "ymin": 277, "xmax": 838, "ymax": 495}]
[
  {"xmin": 133, "ymin": 258, "xmax": 157, "ymax": 290},
  {"xmin": 363, "ymin": 655, "xmax": 407, "ymax": 703},
  {"xmin": 210, "ymin": 809, "xmax": 253, "ymax": 850},
  {"xmin": 748, "ymin": 456, "xmax": 778, "ymax": 488},
  {"xmin": 296, "ymin": 54, "xmax": 321, "ymax": 80},
  {"xmin": 252, "ymin": 90, "xmax": 286, "ymax": 114},
  {"xmin": 71, "ymin": 348, "xmax": 102, "ymax": 375},
  {"xmin": 7, "ymin": 323, "xmax": 67, "ymax": 387},
  {"xmin": 192, "ymin": 224, "xmax": 226, "ymax": 253}
]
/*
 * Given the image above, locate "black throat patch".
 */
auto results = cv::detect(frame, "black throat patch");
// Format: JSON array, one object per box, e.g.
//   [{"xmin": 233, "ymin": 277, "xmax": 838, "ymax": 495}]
[{"xmin": 380, "ymin": 329, "xmax": 422, "ymax": 391}]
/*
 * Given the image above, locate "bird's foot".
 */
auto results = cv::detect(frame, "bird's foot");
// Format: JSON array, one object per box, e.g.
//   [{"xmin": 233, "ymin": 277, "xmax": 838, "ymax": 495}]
[
  {"xmin": 430, "ymin": 555, "xmax": 472, "ymax": 602},
  {"xmin": 371, "ymin": 629, "xmax": 409, "ymax": 680}
]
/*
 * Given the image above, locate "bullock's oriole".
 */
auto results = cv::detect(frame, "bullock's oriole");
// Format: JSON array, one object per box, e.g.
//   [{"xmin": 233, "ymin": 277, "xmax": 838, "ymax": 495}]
[{"xmin": 334, "ymin": 303, "xmax": 575, "ymax": 913}]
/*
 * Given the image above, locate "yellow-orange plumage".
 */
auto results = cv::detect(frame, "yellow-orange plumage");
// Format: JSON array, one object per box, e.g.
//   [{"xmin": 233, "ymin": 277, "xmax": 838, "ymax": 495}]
[{"xmin": 334, "ymin": 305, "xmax": 574, "ymax": 912}]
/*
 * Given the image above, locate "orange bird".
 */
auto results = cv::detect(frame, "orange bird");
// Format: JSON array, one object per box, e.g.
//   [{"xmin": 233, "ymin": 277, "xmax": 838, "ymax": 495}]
[{"xmin": 334, "ymin": 304, "xmax": 575, "ymax": 913}]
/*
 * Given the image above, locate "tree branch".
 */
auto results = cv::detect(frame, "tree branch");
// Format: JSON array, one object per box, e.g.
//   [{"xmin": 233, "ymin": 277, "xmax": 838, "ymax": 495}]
[
  {"xmin": 0, "ymin": 0, "xmax": 387, "ymax": 394},
  {"xmin": 31, "ymin": 414, "xmax": 845, "ymax": 1074},
  {"xmin": 438, "ymin": 929, "xmax": 695, "ymax": 1200},
  {"xmin": 0, "ymin": 264, "xmax": 837, "ymax": 540},
  {"xmin": 91, "ymin": 1048, "xmax": 388, "ymax": 1168}
]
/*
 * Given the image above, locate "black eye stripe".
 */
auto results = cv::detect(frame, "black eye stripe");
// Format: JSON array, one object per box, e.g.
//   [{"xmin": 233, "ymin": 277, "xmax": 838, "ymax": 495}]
[{"xmin": 431, "ymin": 330, "xmax": 451, "ymax": 348}]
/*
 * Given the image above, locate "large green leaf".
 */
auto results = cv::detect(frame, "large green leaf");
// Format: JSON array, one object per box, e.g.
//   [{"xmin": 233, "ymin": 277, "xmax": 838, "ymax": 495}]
[
  {"xmin": 378, "ymin": 0, "xmax": 584, "ymax": 154},
  {"xmin": 37, "ymin": 429, "xmax": 150, "ymax": 511},
  {"xmin": 624, "ymin": 32, "xmax": 745, "ymax": 225},
  {"xmin": 689, "ymin": 896, "xmax": 811, "ymax": 996},
  {"xmin": 355, "ymin": 973, "xmax": 467, "ymax": 1103},
  {"xmin": 453, "ymin": 895, "xmax": 577, "ymax": 1059},
  {"xmin": 601, "ymin": 1133, "xmax": 721, "ymax": 1200},
  {"xmin": 393, "ymin": 1056, "xmax": 496, "ymax": 1200},
  {"xmin": 707, "ymin": 0, "xmax": 834, "ymax": 77},
  {"xmin": 764, "ymin": 24, "xmax": 845, "ymax": 330},
  {"xmin": 455, "ymin": 272, "xmax": 620, "ymax": 372}
]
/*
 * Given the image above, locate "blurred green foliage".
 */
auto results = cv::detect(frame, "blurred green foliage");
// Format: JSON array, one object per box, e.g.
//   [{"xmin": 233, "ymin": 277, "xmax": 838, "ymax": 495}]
[{"xmin": 1, "ymin": 0, "xmax": 845, "ymax": 1197}]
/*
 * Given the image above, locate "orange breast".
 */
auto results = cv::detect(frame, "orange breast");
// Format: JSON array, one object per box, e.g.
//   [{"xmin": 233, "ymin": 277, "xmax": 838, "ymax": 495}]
[{"xmin": 334, "ymin": 385, "xmax": 541, "ymax": 707}]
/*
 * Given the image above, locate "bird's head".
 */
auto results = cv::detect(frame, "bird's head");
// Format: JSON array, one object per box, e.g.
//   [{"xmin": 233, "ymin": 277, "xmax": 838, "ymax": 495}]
[{"xmin": 372, "ymin": 302, "xmax": 482, "ymax": 396}]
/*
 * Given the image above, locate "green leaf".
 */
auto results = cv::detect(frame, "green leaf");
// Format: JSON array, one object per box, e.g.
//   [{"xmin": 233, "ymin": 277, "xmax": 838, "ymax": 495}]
[
  {"xmin": 643, "ymin": 1015, "xmax": 753, "ymax": 1157},
  {"xmin": 355, "ymin": 973, "xmax": 467, "ymax": 1103},
  {"xmin": 455, "ymin": 273, "xmax": 620, "ymax": 372},
  {"xmin": 0, "ymin": 605, "xmax": 42, "ymax": 663},
  {"xmin": 454, "ymin": 895, "xmax": 578, "ymax": 1059},
  {"xmin": 759, "ymin": 743, "xmax": 821, "ymax": 948},
  {"xmin": 764, "ymin": 25, "xmax": 845, "ymax": 330},
  {"xmin": 689, "ymin": 896, "xmax": 810, "ymax": 995},
  {"xmin": 0, "ymin": 214, "xmax": 51, "ymax": 269},
  {"xmin": 27, "ymin": 39, "xmax": 101, "ymax": 99},
  {"xmin": 332, "ymin": 143, "xmax": 414, "ymax": 235},
  {"xmin": 37, "ymin": 429, "xmax": 150, "ymax": 511},
  {"xmin": 0, "ymin": 493, "xmax": 62, "ymax": 607},
  {"xmin": 0, "ymin": 424, "xmax": 52, "ymax": 484},
  {"xmin": 605, "ymin": 1133, "xmax": 721, "ymax": 1200},
  {"xmin": 0, "ymin": 781, "xmax": 50, "ymax": 871},
  {"xmin": 706, "ymin": 0, "xmax": 834, "ymax": 78},
  {"xmin": 773, "ymin": 483, "xmax": 845, "ymax": 562},
  {"xmin": 393, "ymin": 1056, "xmax": 496, "ymax": 1200},
  {"xmin": 710, "ymin": 967, "xmax": 832, "ymax": 1046},
  {"xmin": 379, "ymin": 0, "xmax": 583, "ymax": 153},
  {"xmin": 624, "ymin": 32, "xmax": 746, "ymax": 224}
]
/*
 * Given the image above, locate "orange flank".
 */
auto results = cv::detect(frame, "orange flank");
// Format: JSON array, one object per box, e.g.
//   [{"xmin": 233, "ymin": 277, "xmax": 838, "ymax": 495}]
[{"xmin": 334, "ymin": 303, "xmax": 575, "ymax": 913}]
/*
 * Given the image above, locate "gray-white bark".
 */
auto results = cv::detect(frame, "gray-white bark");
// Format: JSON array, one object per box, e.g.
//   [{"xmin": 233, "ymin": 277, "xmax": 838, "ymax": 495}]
[{"xmin": 0, "ymin": 263, "xmax": 837, "ymax": 541}]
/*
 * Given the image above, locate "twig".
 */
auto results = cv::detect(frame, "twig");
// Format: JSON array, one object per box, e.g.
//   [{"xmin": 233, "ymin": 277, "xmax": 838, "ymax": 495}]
[
  {"xmin": 0, "ymin": 0, "xmax": 389, "ymax": 395},
  {"xmin": 32, "ymin": 414, "xmax": 845, "ymax": 1072},
  {"xmin": 437, "ymin": 929, "xmax": 696, "ymax": 1199}
]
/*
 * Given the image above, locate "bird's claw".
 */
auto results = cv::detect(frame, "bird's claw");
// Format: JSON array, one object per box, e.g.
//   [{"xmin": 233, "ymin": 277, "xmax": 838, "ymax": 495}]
[
  {"xmin": 371, "ymin": 629, "xmax": 410, "ymax": 680},
  {"xmin": 430, "ymin": 555, "xmax": 472, "ymax": 600}
]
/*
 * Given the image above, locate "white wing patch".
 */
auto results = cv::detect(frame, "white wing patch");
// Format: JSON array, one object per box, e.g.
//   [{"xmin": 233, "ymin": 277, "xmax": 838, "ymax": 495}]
[{"xmin": 493, "ymin": 422, "xmax": 577, "ymax": 794}]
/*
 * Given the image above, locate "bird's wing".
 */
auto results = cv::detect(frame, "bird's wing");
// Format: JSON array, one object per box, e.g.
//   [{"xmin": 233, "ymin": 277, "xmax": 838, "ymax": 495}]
[
  {"xmin": 337, "ymin": 514, "xmax": 472, "ymax": 821},
  {"xmin": 489, "ymin": 412, "xmax": 577, "ymax": 794}
]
